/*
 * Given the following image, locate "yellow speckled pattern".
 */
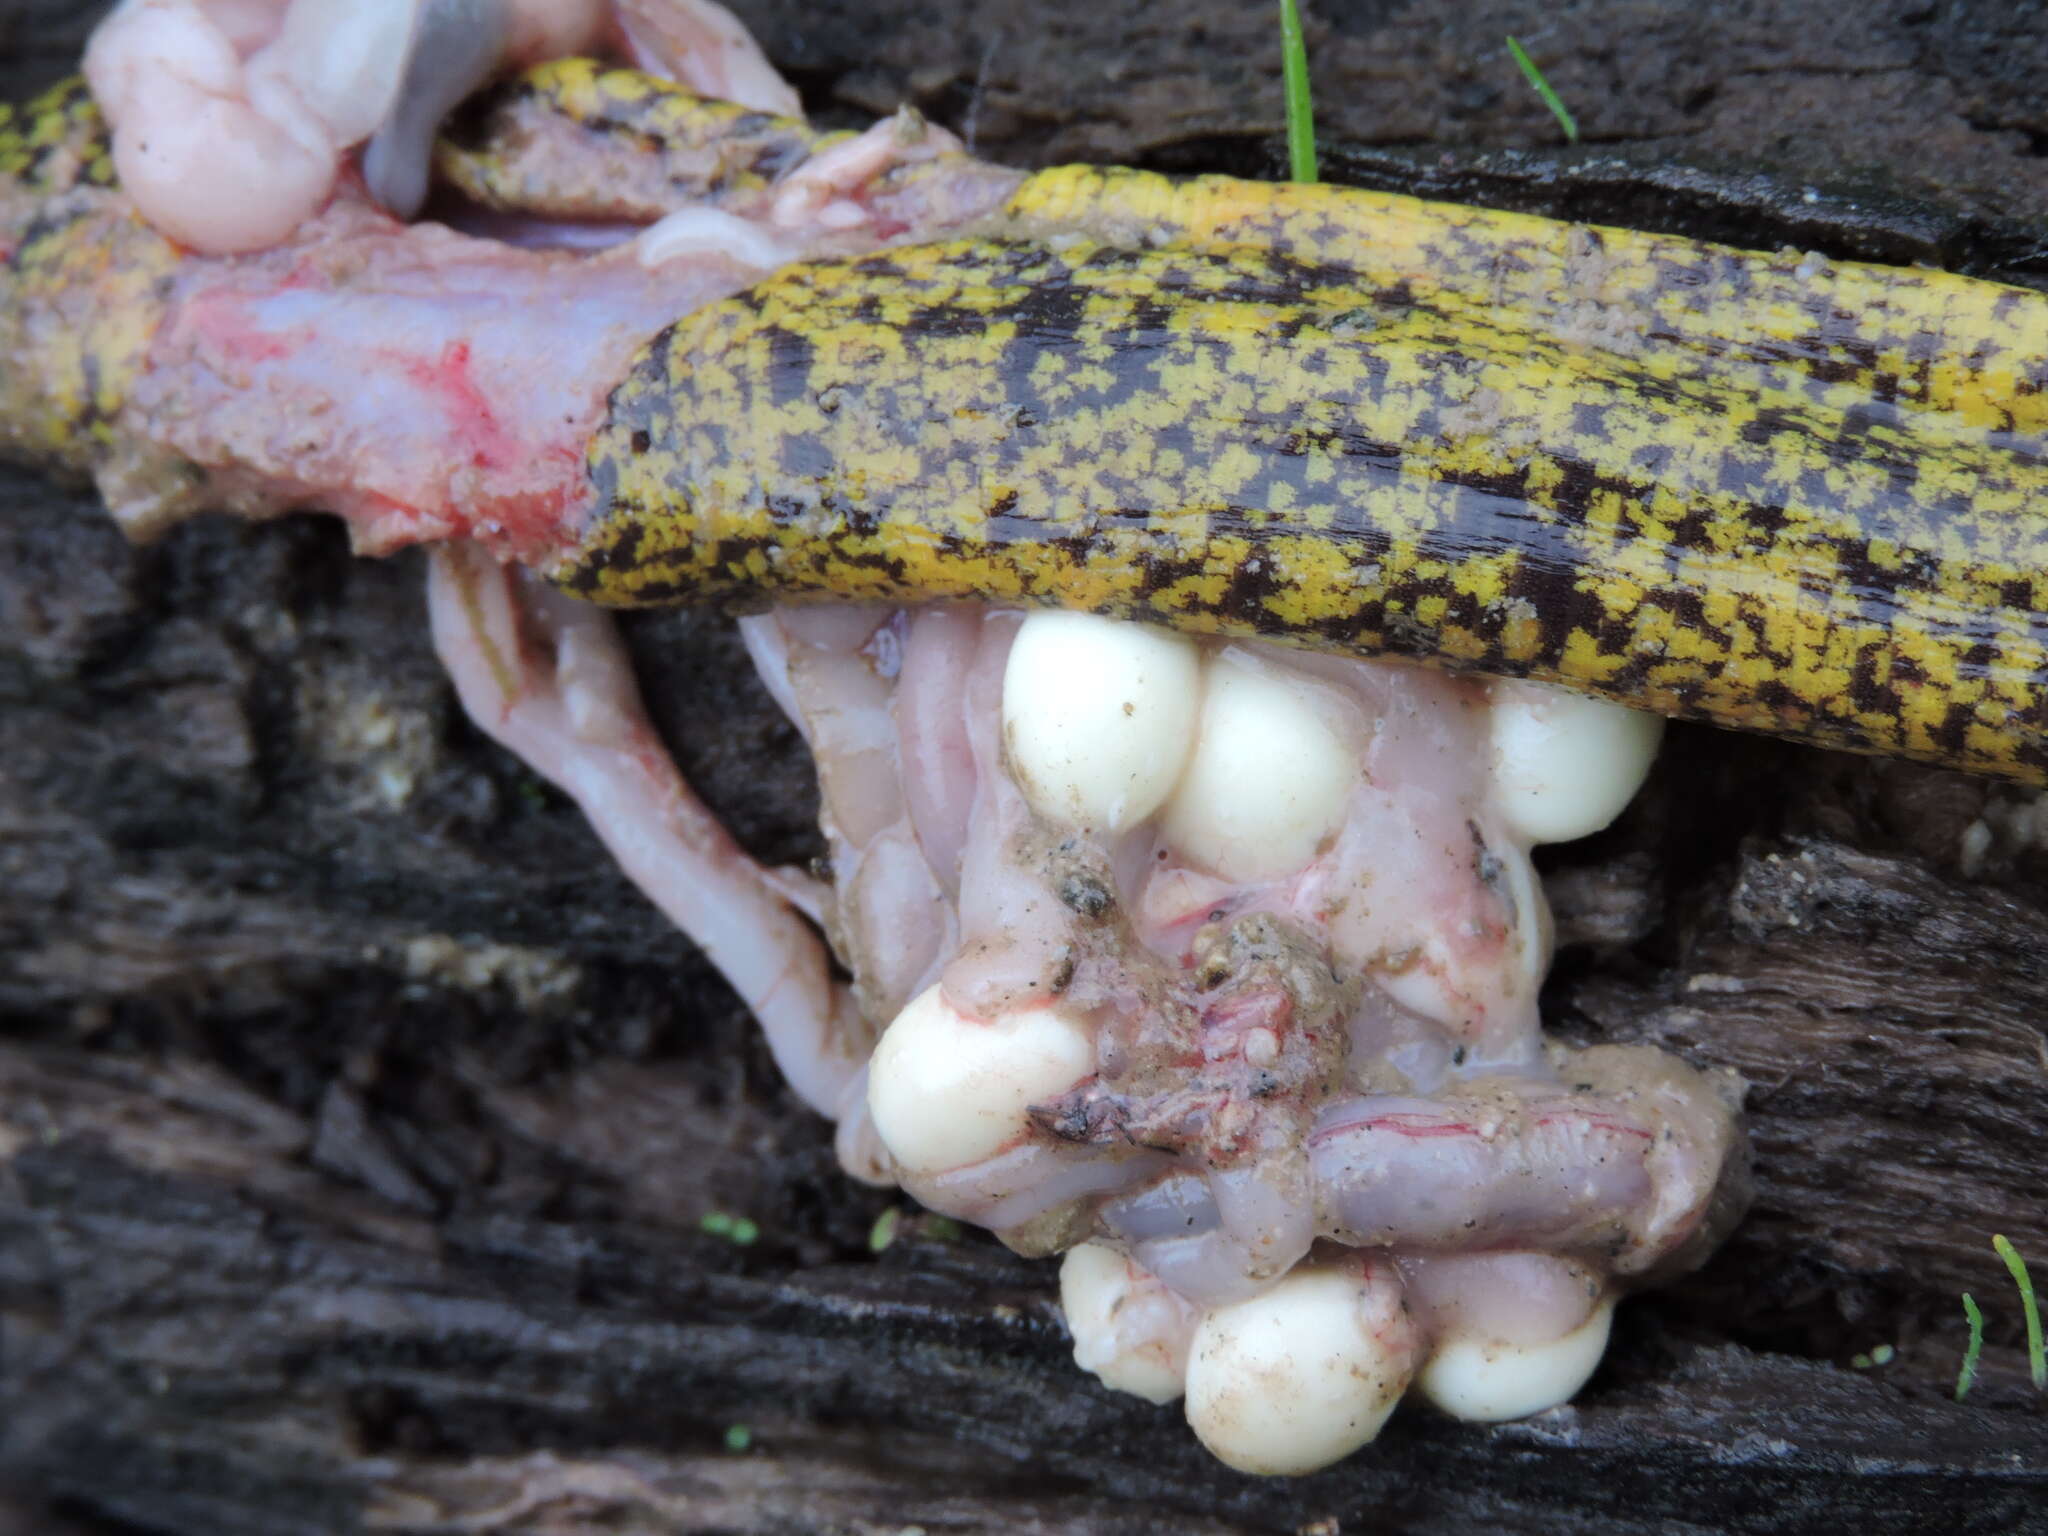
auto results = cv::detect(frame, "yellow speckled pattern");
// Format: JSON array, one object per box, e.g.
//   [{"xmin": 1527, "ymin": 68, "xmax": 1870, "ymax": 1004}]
[
  {"xmin": 0, "ymin": 80, "xmax": 177, "ymax": 477},
  {"xmin": 0, "ymin": 77, "xmax": 114, "ymax": 195},
  {"xmin": 4, "ymin": 65, "xmax": 2047, "ymax": 782},
  {"xmin": 568, "ymin": 167, "xmax": 2048, "ymax": 782},
  {"xmin": 435, "ymin": 57, "xmax": 842, "ymax": 225}
]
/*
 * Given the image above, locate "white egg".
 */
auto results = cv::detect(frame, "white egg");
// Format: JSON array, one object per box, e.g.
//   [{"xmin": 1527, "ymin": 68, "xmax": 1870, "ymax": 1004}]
[
  {"xmin": 1417, "ymin": 1295, "xmax": 1615, "ymax": 1423},
  {"xmin": 1002, "ymin": 611, "xmax": 1202, "ymax": 832},
  {"xmin": 865, "ymin": 983, "xmax": 1094, "ymax": 1174},
  {"xmin": 1183, "ymin": 1261, "xmax": 1417, "ymax": 1476},
  {"xmin": 1490, "ymin": 681, "xmax": 1663, "ymax": 845},
  {"xmin": 1161, "ymin": 654, "xmax": 1357, "ymax": 883},
  {"xmin": 1059, "ymin": 1242, "xmax": 1192, "ymax": 1405}
]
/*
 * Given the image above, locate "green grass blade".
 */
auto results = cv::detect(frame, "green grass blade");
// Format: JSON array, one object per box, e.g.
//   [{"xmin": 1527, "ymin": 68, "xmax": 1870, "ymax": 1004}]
[
  {"xmin": 1993, "ymin": 1234, "xmax": 2045, "ymax": 1390},
  {"xmin": 1278, "ymin": 0, "xmax": 1318, "ymax": 183},
  {"xmin": 1956, "ymin": 1292, "xmax": 1984, "ymax": 1400},
  {"xmin": 1506, "ymin": 35, "xmax": 1579, "ymax": 144}
]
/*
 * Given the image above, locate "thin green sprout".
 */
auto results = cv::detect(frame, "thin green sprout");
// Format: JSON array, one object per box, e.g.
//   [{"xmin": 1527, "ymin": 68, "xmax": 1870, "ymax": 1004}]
[
  {"xmin": 1278, "ymin": 0, "xmax": 1318, "ymax": 183},
  {"xmin": 700, "ymin": 1210, "xmax": 759, "ymax": 1246},
  {"xmin": 1993, "ymin": 1234, "xmax": 2045, "ymax": 1389},
  {"xmin": 1956, "ymin": 1293, "xmax": 1983, "ymax": 1400},
  {"xmin": 1505, "ymin": 35, "xmax": 1579, "ymax": 144}
]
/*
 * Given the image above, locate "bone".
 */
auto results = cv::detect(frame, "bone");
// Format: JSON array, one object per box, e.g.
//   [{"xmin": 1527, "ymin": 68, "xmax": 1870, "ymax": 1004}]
[
  {"xmin": 768, "ymin": 110, "xmax": 968, "ymax": 234},
  {"xmin": 634, "ymin": 206, "xmax": 804, "ymax": 272}
]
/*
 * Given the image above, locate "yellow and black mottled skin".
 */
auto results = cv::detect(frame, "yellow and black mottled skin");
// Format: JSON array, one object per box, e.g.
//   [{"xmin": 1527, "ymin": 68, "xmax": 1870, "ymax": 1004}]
[
  {"xmin": 4, "ymin": 66, "xmax": 2048, "ymax": 784},
  {"xmin": 0, "ymin": 78, "xmax": 113, "ymax": 193},
  {"xmin": 567, "ymin": 161, "xmax": 2048, "ymax": 784},
  {"xmin": 0, "ymin": 79, "xmax": 179, "ymax": 487},
  {"xmin": 434, "ymin": 58, "xmax": 845, "ymax": 226}
]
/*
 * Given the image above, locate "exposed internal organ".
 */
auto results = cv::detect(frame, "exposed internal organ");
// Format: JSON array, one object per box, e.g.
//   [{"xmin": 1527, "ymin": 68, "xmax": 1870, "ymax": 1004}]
[
  {"xmin": 24, "ymin": 25, "xmax": 1753, "ymax": 1475},
  {"xmin": 733, "ymin": 601, "xmax": 1743, "ymax": 1472},
  {"xmin": 18, "ymin": 87, "xmax": 1008, "ymax": 556},
  {"xmin": 84, "ymin": 0, "xmax": 797, "ymax": 252},
  {"xmin": 428, "ymin": 575, "xmax": 1743, "ymax": 1473}
]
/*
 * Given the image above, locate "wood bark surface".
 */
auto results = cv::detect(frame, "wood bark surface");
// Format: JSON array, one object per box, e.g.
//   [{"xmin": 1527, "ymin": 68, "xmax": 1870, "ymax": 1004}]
[{"xmin": 2, "ymin": 1, "xmax": 2046, "ymax": 1531}]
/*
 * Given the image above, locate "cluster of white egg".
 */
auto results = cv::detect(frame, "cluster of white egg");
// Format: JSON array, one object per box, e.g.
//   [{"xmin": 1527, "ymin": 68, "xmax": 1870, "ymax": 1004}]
[
  {"xmin": 1000, "ymin": 607, "xmax": 1662, "ymax": 870},
  {"xmin": 1001, "ymin": 611, "xmax": 1365, "ymax": 880},
  {"xmin": 1059, "ymin": 1240, "xmax": 1617, "ymax": 1475},
  {"xmin": 864, "ymin": 608, "xmax": 1663, "ymax": 1473}
]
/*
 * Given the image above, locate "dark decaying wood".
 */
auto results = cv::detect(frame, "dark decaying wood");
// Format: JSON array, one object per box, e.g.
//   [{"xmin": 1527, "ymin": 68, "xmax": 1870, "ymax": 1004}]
[{"xmin": 2, "ymin": 1, "xmax": 2046, "ymax": 1530}]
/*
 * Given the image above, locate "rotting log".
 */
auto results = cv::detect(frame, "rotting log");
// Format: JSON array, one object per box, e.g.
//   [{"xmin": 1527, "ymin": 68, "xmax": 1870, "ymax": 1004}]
[{"xmin": 2, "ymin": 1, "xmax": 2046, "ymax": 1531}]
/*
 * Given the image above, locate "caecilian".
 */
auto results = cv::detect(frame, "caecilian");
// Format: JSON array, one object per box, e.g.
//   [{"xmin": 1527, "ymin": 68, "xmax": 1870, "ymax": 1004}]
[{"xmin": 3, "ymin": 57, "xmax": 2045, "ymax": 785}]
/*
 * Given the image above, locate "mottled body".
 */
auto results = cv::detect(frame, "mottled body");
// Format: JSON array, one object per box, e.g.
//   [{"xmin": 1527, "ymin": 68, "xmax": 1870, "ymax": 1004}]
[
  {"xmin": 0, "ymin": 81, "xmax": 174, "ymax": 487},
  {"xmin": 5, "ymin": 65, "xmax": 2048, "ymax": 782},
  {"xmin": 571, "ymin": 165, "xmax": 2048, "ymax": 782},
  {"xmin": 435, "ymin": 56, "xmax": 840, "ymax": 225}
]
